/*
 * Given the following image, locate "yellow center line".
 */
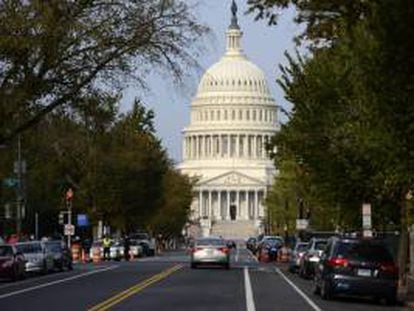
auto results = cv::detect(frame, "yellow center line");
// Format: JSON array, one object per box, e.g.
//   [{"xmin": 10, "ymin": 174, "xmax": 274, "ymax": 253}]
[{"xmin": 88, "ymin": 264, "xmax": 182, "ymax": 311}]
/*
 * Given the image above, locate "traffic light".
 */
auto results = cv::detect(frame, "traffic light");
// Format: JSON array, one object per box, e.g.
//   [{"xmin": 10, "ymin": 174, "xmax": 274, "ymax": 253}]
[{"xmin": 58, "ymin": 212, "xmax": 64, "ymax": 225}]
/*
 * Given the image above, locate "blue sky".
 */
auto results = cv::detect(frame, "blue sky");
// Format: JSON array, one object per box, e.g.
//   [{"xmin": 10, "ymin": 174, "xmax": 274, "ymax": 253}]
[{"xmin": 121, "ymin": 1, "xmax": 301, "ymax": 163}]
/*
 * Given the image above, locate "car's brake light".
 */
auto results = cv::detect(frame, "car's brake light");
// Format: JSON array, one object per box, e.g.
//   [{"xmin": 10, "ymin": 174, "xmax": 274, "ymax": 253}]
[
  {"xmin": 328, "ymin": 257, "xmax": 349, "ymax": 267},
  {"xmin": 218, "ymin": 247, "xmax": 229, "ymax": 254},
  {"xmin": 380, "ymin": 262, "xmax": 399, "ymax": 276}
]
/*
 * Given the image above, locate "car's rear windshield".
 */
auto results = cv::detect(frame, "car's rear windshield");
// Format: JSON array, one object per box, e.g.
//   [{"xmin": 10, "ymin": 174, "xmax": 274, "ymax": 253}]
[
  {"xmin": 0, "ymin": 246, "xmax": 13, "ymax": 256},
  {"xmin": 196, "ymin": 239, "xmax": 224, "ymax": 246},
  {"xmin": 296, "ymin": 244, "xmax": 308, "ymax": 252},
  {"xmin": 45, "ymin": 242, "xmax": 62, "ymax": 252},
  {"xmin": 16, "ymin": 243, "xmax": 42, "ymax": 253},
  {"xmin": 131, "ymin": 234, "xmax": 149, "ymax": 240},
  {"xmin": 315, "ymin": 241, "xmax": 327, "ymax": 250},
  {"xmin": 336, "ymin": 242, "xmax": 393, "ymax": 262}
]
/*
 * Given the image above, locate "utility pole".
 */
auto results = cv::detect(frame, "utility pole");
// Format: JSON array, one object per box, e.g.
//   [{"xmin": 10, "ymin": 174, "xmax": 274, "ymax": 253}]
[
  {"xmin": 14, "ymin": 134, "xmax": 26, "ymax": 235},
  {"xmin": 65, "ymin": 188, "xmax": 74, "ymax": 248}
]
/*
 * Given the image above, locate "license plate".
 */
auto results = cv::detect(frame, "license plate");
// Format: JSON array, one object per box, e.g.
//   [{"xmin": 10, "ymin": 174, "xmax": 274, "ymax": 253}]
[
  {"xmin": 206, "ymin": 249, "xmax": 213, "ymax": 255},
  {"xmin": 357, "ymin": 268, "xmax": 371, "ymax": 277}
]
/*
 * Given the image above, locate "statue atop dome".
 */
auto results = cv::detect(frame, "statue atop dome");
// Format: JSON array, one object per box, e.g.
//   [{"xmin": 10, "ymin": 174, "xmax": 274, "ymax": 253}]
[{"xmin": 229, "ymin": 0, "xmax": 240, "ymax": 30}]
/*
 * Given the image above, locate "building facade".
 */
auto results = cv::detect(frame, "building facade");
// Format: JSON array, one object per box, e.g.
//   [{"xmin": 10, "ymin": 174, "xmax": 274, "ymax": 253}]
[{"xmin": 178, "ymin": 3, "xmax": 278, "ymax": 238}]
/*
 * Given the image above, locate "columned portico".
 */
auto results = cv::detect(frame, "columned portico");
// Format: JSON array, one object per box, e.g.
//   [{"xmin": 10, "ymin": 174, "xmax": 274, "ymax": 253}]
[{"xmin": 193, "ymin": 187, "xmax": 265, "ymax": 222}]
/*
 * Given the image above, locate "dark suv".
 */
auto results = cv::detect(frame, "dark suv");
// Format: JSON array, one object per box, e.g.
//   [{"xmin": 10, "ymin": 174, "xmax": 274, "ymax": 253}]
[{"xmin": 313, "ymin": 236, "xmax": 398, "ymax": 304}]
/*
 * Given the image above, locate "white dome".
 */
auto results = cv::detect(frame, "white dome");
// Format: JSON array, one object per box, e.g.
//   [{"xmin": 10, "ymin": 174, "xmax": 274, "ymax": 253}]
[{"xmin": 197, "ymin": 55, "xmax": 271, "ymax": 96}]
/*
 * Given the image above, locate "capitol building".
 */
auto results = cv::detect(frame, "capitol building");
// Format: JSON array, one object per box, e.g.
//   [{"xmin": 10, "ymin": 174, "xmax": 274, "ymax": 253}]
[{"xmin": 178, "ymin": 2, "xmax": 279, "ymax": 238}]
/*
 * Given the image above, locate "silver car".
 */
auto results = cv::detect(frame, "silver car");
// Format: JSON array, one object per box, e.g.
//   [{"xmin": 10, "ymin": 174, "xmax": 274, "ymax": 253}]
[
  {"xmin": 110, "ymin": 241, "xmax": 124, "ymax": 260},
  {"xmin": 190, "ymin": 237, "xmax": 230, "ymax": 269},
  {"xmin": 15, "ymin": 241, "xmax": 54, "ymax": 274}
]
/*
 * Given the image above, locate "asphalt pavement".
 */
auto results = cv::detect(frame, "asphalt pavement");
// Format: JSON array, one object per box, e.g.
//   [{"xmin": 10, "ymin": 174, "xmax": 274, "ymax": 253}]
[{"xmin": 0, "ymin": 248, "xmax": 408, "ymax": 311}]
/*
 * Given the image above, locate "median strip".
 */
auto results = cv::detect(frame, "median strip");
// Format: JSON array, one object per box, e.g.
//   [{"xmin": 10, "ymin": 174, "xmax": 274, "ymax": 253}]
[{"xmin": 88, "ymin": 264, "xmax": 183, "ymax": 311}]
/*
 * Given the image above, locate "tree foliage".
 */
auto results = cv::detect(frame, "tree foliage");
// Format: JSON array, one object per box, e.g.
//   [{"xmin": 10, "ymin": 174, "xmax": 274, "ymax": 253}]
[
  {"xmin": 252, "ymin": 0, "xmax": 414, "ymax": 234},
  {"xmin": 0, "ymin": 95, "xmax": 193, "ymax": 237},
  {"xmin": 0, "ymin": 0, "xmax": 207, "ymax": 144}
]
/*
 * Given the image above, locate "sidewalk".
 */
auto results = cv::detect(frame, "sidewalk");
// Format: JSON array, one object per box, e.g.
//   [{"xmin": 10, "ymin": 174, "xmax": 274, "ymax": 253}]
[{"xmin": 406, "ymin": 275, "xmax": 414, "ymax": 309}]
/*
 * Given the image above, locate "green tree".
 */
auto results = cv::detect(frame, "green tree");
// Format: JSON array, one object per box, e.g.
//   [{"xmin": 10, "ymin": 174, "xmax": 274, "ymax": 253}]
[{"xmin": 0, "ymin": 0, "xmax": 207, "ymax": 144}]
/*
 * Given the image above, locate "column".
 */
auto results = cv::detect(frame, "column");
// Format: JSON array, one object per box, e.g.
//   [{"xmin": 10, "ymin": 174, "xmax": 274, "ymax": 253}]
[
  {"xmin": 199, "ymin": 190, "xmax": 203, "ymax": 218},
  {"xmin": 226, "ymin": 190, "xmax": 230, "ymax": 220},
  {"xmin": 253, "ymin": 135, "xmax": 257, "ymax": 158},
  {"xmin": 209, "ymin": 190, "xmax": 212, "ymax": 218},
  {"xmin": 254, "ymin": 190, "xmax": 258, "ymax": 219},
  {"xmin": 257, "ymin": 135, "xmax": 263, "ymax": 159},
  {"xmin": 236, "ymin": 134, "xmax": 240, "ymax": 157},
  {"xmin": 236, "ymin": 190, "xmax": 240, "ymax": 219},
  {"xmin": 218, "ymin": 191, "xmax": 222, "ymax": 220},
  {"xmin": 244, "ymin": 135, "xmax": 248, "ymax": 158},
  {"xmin": 227, "ymin": 134, "xmax": 231, "ymax": 157},
  {"xmin": 201, "ymin": 135, "xmax": 205, "ymax": 158},
  {"xmin": 218, "ymin": 135, "xmax": 222, "ymax": 157}
]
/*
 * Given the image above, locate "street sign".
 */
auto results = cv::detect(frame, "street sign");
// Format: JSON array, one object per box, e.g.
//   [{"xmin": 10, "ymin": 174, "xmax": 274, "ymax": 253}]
[
  {"xmin": 77, "ymin": 214, "xmax": 89, "ymax": 227},
  {"xmin": 64, "ymin": 224, "xmax": 75, "ymax": 236},
  {"xmin": 362, "ymin": 215, "xmax": 372, "ymax": 229},
  {"xmin": 296, "ymin": 219, "xmax": 309, "ymax": 230},
  {"xmin": 2, "ymin": 178, "xmax": 18, "ymax": 188},
  {"xmin": 362, "ymin": 203, "xmax": 372, "ymax": 230},
  {"xmin": 362, "ymin": 203, "xmax": 371, "ymax": 216}
]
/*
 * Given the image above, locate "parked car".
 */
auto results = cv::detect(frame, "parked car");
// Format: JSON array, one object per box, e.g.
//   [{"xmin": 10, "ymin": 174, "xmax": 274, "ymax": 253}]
[
  {"xmin": 246, "ymin": 237, "xmax": 257, "ymax": 254},
  {"xmin": 298, "ymin": 238, "xmax": 327, "ymax": 278},
  {"xmin": 89, "ymin": 241, "xmax": 104, "ymax": 261},
  {"xmin": 129, "ymin": 233, "xmax": 155, "ymax": 256},
  {"xmin": 129, "ymin": 240, "xmax": 143, "ymax": 258},
  {"xmin": 110, "ymin": 240, "xmax": 125, "ymax": 261},
  {"xmin": 190, "ymin": 237, "xmax": 230, "ymax": 269},
  {"xmin": 289, "ymin": 242, "xmax": 309, "ymax": 272},
  {"xmin": 314, "ymin": 236, "xmax": 399, "ymax": 304},
  {"xmin": 44, "ymin": 240, "xmax": 73, "ymax": 271},
  {"xmin": 15, "ymin": 241, "xmax": 54, "ymax": 274},
  {"xmin": 0, "ymin": 244, "xmax": 26, "ymax": 281}
]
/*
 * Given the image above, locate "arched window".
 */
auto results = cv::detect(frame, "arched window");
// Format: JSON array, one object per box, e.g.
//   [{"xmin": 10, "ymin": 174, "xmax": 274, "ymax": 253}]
[
  {"xmin": 232, "ymin": 110, "xmax": 236, "ymax": 120},
  {"xmin": 224, "ymin": 110, "xmax": 228, "ymax": 120},
  {"xmin": 217, "ymin": 110, "xmax": 221, "ymax": 120},
  {"xmin": 253, "ymin": 110, "xmax": 256, "ymax": 121},
  {"xmin": 239, "ymin": 110, "xmax": 243, "ymax": 120},
  {"xmin": 246, "ymin": 110, "xmax": 250, "ymax": 120},
  {"xmin": 210, "ymin": 110, "xmax": 214, "ymax": 120}
]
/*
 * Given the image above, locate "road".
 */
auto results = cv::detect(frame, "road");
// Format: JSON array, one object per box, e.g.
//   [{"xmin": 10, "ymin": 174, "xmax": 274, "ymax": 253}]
[{"xmin": 0, "ymin": 248, "xmax": 406, "ymax": 311}]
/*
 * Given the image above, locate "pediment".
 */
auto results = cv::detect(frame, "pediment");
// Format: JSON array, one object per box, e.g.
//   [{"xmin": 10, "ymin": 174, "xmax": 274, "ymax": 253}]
[{"xmin": 199, "ymin": 171, "xmax": 264, "ymax": 187}]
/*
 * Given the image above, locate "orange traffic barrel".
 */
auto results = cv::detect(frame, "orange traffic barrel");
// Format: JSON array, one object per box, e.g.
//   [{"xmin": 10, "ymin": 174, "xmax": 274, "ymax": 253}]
[
  {"xmin": 71, "ymin": 244, "xmax": 81, "ymax": 263},
  {"xmin": 92, "ymin": 247, "xmax": 101, "ymax": 263}
]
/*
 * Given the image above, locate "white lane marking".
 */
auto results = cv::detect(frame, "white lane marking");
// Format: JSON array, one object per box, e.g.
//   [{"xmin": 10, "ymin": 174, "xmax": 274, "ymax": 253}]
[
  {"xmin": 274, "ymin": 267, "xmax": 322, "ymax": 311},
  {"xmin": 246, "ymin": 249, "xmax": 258, "ymax": 262},
  {"xmin": 0, "ymin": 265, "xmax": 118, "ymax": 300},
  {"xmin": 244, "ymin": 266, "xmax": 256, "ymax": 311}
]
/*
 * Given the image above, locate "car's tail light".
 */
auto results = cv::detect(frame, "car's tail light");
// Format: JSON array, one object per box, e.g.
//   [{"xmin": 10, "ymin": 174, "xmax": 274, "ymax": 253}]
[
  {"xmin": 218, "ymin": 247, "xmax": 229, "ymax": 254},
  {"xmin": 191, "ymin": 247, "xmax": 203, "ymax": 253},
  {"xmin": 328, "ymin": 257, "xmax": 349, "ymax": 267},
  {"xmin": 380, "ymin": 262, "xmax": 399, "ymax": 276}
]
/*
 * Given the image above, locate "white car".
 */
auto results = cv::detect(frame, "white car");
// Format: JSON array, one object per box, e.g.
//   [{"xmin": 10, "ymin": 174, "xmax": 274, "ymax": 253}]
[{"xmin": 15, "ymin": 241, "xmax": 54, "ymax": 273}]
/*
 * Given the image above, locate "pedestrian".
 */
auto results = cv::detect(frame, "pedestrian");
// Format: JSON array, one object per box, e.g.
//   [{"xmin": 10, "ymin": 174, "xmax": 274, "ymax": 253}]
[
  {"xmin": 123, "ymin": 235, "xmax": 130, "ymax": 261},
  {"xmin": 103, "ymin": 235, "xmax": 111, "ymax": 261},
  {"xmin": 156, "ymin": 233, "xmax": 163, "ymax": 255}
]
